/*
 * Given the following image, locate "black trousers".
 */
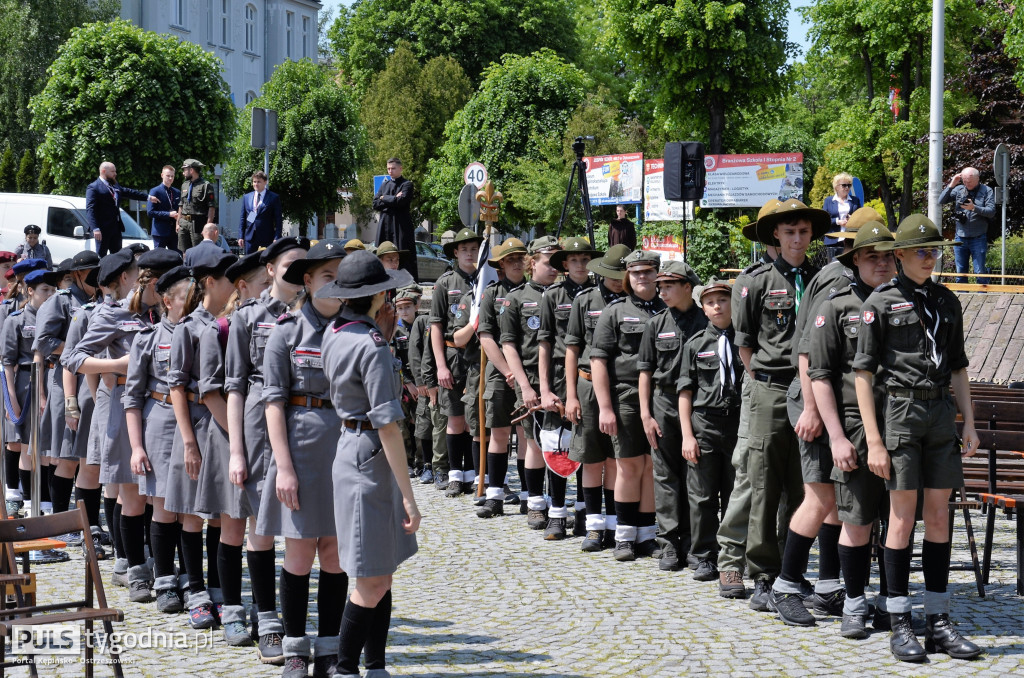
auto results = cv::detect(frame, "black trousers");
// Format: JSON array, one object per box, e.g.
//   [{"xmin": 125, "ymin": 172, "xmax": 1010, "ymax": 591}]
[{"xmin": 97, "ymin": 226, "xmax": 122, "ymax": 256}]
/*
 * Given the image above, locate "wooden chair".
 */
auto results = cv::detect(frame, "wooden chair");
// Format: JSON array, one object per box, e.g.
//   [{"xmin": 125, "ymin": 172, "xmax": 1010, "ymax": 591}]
[{"xmin": 0, "ymin": 501, "xmax": 124, "ymax": 677}]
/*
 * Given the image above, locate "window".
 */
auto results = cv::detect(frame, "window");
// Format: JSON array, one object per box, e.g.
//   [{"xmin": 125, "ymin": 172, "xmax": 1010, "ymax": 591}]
[
  {"xmin": 48, "ymin": 207, "xmax": 85, "ymax": 239},
  {"xmin": 245, "ymin": 4, "xmax": 257, "ymax": 52},
  {"xmin": 245, "ymin": 90, "xmax": 257, "ymax": 104},
  {"xmin": 220, "ymin": 0, "xmax": 230, "ymax": 46},
  {"xmin": 286, "ymin": 12, "xmax": 294, "ymax": 58},
  {"xmin": 302, "ymin": 16, "xmax": 310, "ymax": 58},
  {"xmin": 173, "ymin": 0, "xmax": 186, "ymax": 27}
]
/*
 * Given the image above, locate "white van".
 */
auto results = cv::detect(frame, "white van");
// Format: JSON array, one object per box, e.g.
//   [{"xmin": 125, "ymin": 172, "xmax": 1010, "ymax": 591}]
[{"xmin": 0, "ymin": 193, "xmax": 154, "ymax": 263}]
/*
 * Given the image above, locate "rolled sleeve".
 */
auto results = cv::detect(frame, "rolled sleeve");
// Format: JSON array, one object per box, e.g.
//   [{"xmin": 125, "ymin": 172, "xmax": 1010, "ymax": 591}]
[
  {"xmin": 806, "ymin": 300, "xmax": 841, "ymax": 382},
  {"xmin": 167, "ymin": 323, "xmax": 194, "ymax": 388},
  {"xmin": 198, "ymin": 323, "xmax": 225, "ymax": 396},
  {"xmin": 852, "ymin": 297, "xmax": 884, "ymax": 374},
  {"xmin": 0, "ymin": 321, "xmax": 19, "ymax": 366},
  {"xmin": 363, "ymin": 343, "xmax": 405, "ymax": 428},
  {"xmin": 636, "ymin": 323, "xmax": 657, "ymax": 374},
  {"xmin": 498, "ymin": 296, "xmax": 521, "ymax": 346},
  {"xmin": 731, "ymin": 276, "xmax": 758, "ymax": 349},
  {"xmin": 945, "ymin": 296, "xmax": 969, "ymax": 371},
  {"xmin": 588, "ymin": 312, "xmax": 616, "ymax": 361},
  {"xmin": 223, "ymin": 312, "xmax": 252, "ymax": 394},
  {"xmin": 32, "ymin": 296, "xmax": 66, "ymax": 357},
  {"xmin": 429, "ymin": 278, "xmax": 449, "ymax": 325},
  {"xmin": 122, "ymin": 331, "xmax": 152, "ymax": 410},
  {"xmin": 261, "ymin": 324, "xmax": 292, "ymax": 403},
  {"xmin": 537, "ymin": 294, "xmax": 556, "ymax": 345},
  {"xmin": 676, "ymin": 340, "xmax": 697, "ymax": 394}
]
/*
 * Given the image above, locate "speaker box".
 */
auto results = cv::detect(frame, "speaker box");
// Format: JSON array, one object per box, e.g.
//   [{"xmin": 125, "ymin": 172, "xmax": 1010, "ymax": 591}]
[{"xmin": 664, "ymin": 142, "xmax": 706, "ymax": 202}]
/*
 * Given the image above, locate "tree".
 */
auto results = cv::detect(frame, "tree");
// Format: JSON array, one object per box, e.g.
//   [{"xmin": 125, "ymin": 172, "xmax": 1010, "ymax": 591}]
[
  {"xmin": 222, "ymin": 59, "xmax": 365, "ymax": 227},
  {"xmin": 15, "ymin": 149, "xmax": 35, "ymax": 194},
  {"xmin": 0, "ymin": 0, "xmax": 118, "ymax": 153},
  {"xmin": 31, "ymin": 20, "xmax": 235, "ymax": 195},
  {"xmin": 421, "ymin": 50, "xmax": 591, "ymax": 227},
  {"xmin": 36, "ymin": 153, "xmax": 54, "ymax": 195},
  {"xmin": 602, "ymin": 0, "xmax": 793, "ymax": 154},
  {"xmin": 0, "ymin": 147, "xmax": 15, "ymax": 193},
  {"xmin": 328, "ymin": 0, "xmax": 579, "ymax": 93}
]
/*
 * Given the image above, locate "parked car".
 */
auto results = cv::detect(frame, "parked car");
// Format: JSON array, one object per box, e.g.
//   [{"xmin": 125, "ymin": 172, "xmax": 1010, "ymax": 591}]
[
  {"xmin": 416, "ymin": 240, "xmax": 450, "ymax": 282},
  {"xmin": 0, "ymin": 193, "xmax": 154, "ymax": 261}
]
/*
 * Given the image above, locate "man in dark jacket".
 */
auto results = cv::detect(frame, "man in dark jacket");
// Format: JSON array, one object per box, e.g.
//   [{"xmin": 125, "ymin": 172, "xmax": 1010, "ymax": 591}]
[
  {"xmin": 85, "ymin": 161, "xmax": 158, "ymax": 256},
  {"xmin": 148, "ymin": 165, "xmax": 181, "ymax": 251},
  {"xmin": 608, "ymin": 205, "xmax": 638, "ymax": 250},
  {"xmin": 373, "ymin": 157, "xmax": 417, "ymax": 279},
  {"xmin": 237, "ymin": 170, "xmax": 283, "ymax": 254}
]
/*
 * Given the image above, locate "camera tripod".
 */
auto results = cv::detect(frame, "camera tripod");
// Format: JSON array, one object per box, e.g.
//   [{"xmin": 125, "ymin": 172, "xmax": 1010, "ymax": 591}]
[{"xmin": 554, "ymin": 136, "xmax": 596, "ymax": 247}]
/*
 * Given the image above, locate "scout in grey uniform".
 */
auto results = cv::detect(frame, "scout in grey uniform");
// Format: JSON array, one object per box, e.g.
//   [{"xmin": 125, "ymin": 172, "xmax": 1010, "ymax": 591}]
[
  {"xmin": 678, "ymin": 277, "xmax": 741, "ymax": 582},
  {"xmin": 317, "ymin": 251, "xmax": 421, "ymax": 678},
  {"xmin": 590, "ymin": 250, "xmax": 666, "ymax": 562},
  {"xmin": 430, "ymin": 228, "xmax": 483, "ymax": 495},
  {"xmin": 474, "ymin": 239, "xmax": 529, "ymax": 519},
  {"xmin": 538, "ymin": 237, "xmax": 599, "ymax": 539},
  {"xmin": 637, "ymin": 260, "xmax": 706, "ymax": 571},
  {"xmin": 258, "ymin": 240, "xmax": 349, "ymax": 678},
  {"xmin": 732, "ymin": 199, "xmax": 825, "ymax": 610},
  {"xmin": 15, "ymin": 225, "xmax": 53, "ymax": 268},
  {"xmin": 164, "ymin": 247, "xmax": 237, "ymax": 632},
  {"xmin": 805, "ymin": 223, "xmax": 896, "ymax": 638},
  {"xmin": 176, "ymin": 159, "xmax": 216, "ymax": 253},
  {"xmin": 565, "ymin": 245, "xmax": 630, "ymax": 551},
  {"xmin": 854, "ymin": 215, "xmax": 982, "ymax": 662},
  {"xmin": 500, "ymin": 236, "xmax": 562, "ymax": 528}
]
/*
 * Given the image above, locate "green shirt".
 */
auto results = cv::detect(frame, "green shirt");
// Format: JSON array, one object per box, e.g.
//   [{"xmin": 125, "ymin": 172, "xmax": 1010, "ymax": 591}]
[
  {"xmin": 178, "ymin": 179, "xmax": 216, "ymax": 218},
  {"xmin": 477, "ymin": 278, "xmax": 523, "ymax": 394},
  {"xmin": 564, "ymin": 282, "xmax": 624, "ymax": 373},
  {"xmin": 499, "ymin": 280, "xmax": 549, "ymax": 382},
  {"xmin": 793, "ymin": 259, "xmax": 853, "ymax": 367},
  {"xmin": 677, "ymin": 323, "xmax": 744, "ymax": 410},
  {"xmin": 589, "ymin": 294, "xmax": 666, "ymax": 389},
  {"xmin": 637, "ymin": 304, "xmax": 707, "ymax": 391}
]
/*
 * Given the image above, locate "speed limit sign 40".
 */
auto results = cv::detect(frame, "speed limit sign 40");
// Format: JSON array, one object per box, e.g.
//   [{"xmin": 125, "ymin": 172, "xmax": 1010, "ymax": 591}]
[{"xmin": 464, "ymin": 162, "xmax": 488, "ymax": 188}]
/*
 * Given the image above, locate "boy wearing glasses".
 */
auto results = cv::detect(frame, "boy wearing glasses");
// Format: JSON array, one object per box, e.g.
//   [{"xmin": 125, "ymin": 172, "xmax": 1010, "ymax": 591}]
[{"xmin": 853, "ymin": 215, "xmax": 981, "ymax": 662}]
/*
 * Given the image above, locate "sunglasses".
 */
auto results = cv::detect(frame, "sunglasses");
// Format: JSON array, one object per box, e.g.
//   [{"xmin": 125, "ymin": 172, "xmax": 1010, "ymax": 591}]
[
  {"xmin": 913, "ymin": 248, "xmax": 940, "ymax": 259},
  {"xmin": 839, "ymin": 183, "xmax": 852, "ymax": 188}
]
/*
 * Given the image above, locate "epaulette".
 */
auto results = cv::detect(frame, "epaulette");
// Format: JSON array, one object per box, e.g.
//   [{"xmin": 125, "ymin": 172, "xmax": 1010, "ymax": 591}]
[
  {"xmin": 485, "ymin": 279, "xmax": 500, "ymax": 289},
  {"xmin": 606, "ymin": 296, "xmax": 627, "ymax": 308},
  {"xmin": 8, "ymin": 309, "xmax": 22, "ymax": 317},
  {"xmin": 56, "ymin": 289, "xmax": 71, "ymax": 296},
  {"xmin": 240, "ymin": 297, "xmax": 259, "ymax": 308},
  {"xmin": 0, "ymin": 299, "xmax": 11, "ymax": 306},
  {"xmin": 741, "ymin": 260, "xmax": 770, "ymax": 276},
  {"xmin": 827, "ymin": 285, "xmax": 854, "ymax": 301},
  {"xmin": 747, "ymin": 264, "xmax": 771, "ymax": 278},
  {"xmin": 651, "ymin": 307, "xmax": 668, "ymax": 317},
  {"xmin": 137, "ymin": 324, "xmax": 156, "ymax": 335},
  {"xmin": 875, "ymin": 279, "xmax": 898, "ymax": 293},
  {"xmin": 276, "ymin": 312, "xmax": 296, "ymax": 324},
  {"xmin": 81, "ymin": 302, "xmax": 96, "ymax": 310}
]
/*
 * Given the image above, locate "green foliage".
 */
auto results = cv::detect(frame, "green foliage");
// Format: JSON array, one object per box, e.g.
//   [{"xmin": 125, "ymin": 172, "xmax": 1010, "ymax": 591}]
[
  {"xmin": 862, "ymin": 198, "xmax": 889, "ymax": 228},
  {"xmin": 1007, "ymin": 8, "xmax": 1024, "ymax": 90},
  {"xmin": 684, "ymin": 216, "xmax": 731, "ymax": 282},
  {"xmin": 328, "ymin": 0, "xmax": 579, "ymax": 94},
  {"xmin": 31, "ymin": 20, "xmax": 235, "ymax": 195},
  {"xmin": 15, "ymin": 149, "xmax": 35, "ymax": 193},
  {"xmin": 986, "ymin": 235, "xmax": 1024, "ymax": 274},
  {"xmin": 36, "ymin": 153, "xmax": 54, "ymax": 194},
  {"xmin": 222, "ymin": 59, "xmax": 365, "ymax": 227},
  {"xmin": 0, "ymin": 147, "xmax": 15, "ymax": 192}
]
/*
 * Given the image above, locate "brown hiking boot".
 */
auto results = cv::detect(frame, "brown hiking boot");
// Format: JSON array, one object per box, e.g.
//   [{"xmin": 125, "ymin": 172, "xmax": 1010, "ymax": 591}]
[{"xmin": 718, "ymin": 570, "xmax": 746, "ymax": 599}]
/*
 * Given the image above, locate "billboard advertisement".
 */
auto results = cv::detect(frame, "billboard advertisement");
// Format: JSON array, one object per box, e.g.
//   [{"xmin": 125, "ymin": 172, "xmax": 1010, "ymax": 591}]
[
  {"xmin": 699, "ymin": 153, "xmax": 804, "ymax": 208},
  {"xmin": 584, "ymin": 153, "xmax": 644, "ymax": 205},
  {"xmin": 643, "ymin": 158, "xmax": 692, "ymax": 222}
]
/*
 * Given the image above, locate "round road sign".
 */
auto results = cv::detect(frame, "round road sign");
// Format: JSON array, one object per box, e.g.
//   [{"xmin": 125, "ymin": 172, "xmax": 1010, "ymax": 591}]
[{"xmin": 464, "ymin": 162, "xmax": 488, "ymax": 188}]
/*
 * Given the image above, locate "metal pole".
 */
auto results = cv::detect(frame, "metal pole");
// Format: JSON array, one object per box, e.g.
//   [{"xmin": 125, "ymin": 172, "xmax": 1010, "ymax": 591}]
[
  {"xmin": 1002, "ymin": 164, "xmax": 1009, "ymax": 276},
  {"xmin": 928, "ymin": 0, "xmax": 945, "ymax": 275},
  {"xmin": 29, "ymin": 363, "xmax": 40, "ymax": 518}
]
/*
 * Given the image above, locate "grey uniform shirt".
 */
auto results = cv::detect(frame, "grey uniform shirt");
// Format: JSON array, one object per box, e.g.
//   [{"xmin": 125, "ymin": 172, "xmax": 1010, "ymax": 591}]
[
  {"xmin": 168, "ymin": 306, "xmax": 218, "ymax": 393},
  {"xmin": 224, "ymin": 291, "xmax": 291, "ymax": 394},
  {"xmin": 1, "ymin": 304, "xmax": 38, "ymax": 367},
  {"xmin": 198, "ymin": 321, "xmax": 227, "ymax": 397},
  {"xmin": 123, "ymin": 318, "xmax": 176, "ymax": 409},
  {"xmin": 32, "ymin": 285, "xmax": 92, "ymax": 360},
  {"xmin": 62, "ymin": 298, "xmax": 147, "ymax": 374},
  {"xmin": 263, "ymin": 302, "xmax": 333, "ymax": 403},
  {"xmin": 62, "ymin": 303, "xmax": 98, "ymax": 376}
]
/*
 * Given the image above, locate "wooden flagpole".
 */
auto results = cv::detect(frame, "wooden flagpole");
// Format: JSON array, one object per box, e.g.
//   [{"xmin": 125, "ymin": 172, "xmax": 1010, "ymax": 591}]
[{"xmin": 475, "ymin": 181, "xmax": 502, "ymax": 498}]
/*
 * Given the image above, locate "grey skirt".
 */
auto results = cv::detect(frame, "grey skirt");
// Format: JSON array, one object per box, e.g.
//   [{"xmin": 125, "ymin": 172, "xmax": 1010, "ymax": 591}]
[
  {"xmin": 241, "ymin": 384, "xmax": 270, "ymax": 516},
  {"xmin": 193, "ymin": 415, "xmax": 250, "ymax": 519},
  {"xmin": 99, "ymin": 383, "xmax": 135, "ymax": 485},
  {"xmin": 257, "ymin": 405, "xmax": 340, "ymax": 539},
  {"xmin": 333, "ymin": 428, "xmax": 417, "ymax": 578},
  {"xmin": 135, "ymin": 397, "xmax": 178, "ymax": 498},
  {"xmin": 4, "ymin": 371, "xmax": 31, "ymax": 444},
  {"xmin": 163, "ymin": 403, "xmax": 212, "ymax": 517},
  {"xmin": 60, "ymin": 374, "xmax": 94, "ymax": 460},
  {"xmin": 87, "ymin": 384, "xmax": 109, "ymax": 466},
  {"xmin": 45, "ymin": 367, "xmax": 64, "ymax": 457}
]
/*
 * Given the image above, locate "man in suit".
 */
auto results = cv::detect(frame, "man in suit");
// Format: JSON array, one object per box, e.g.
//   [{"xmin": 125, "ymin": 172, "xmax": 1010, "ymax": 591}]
[
  {"xmin": 148, "ymin": 165, "xmax": 181, "ymax": 252},
  {"xmin": 373, "ymin": 157, "xmax": 418, "ymax": 280},
  {"xmin": 237, "ymin": 170, "xmax": 283, "ymax": 255},
  {"xmin": 85, "ymin": 161, "xmax": 159, "ymax": 256},
  {"xmin": 184, "ymin": 224, "xmax": 227, "ymax": 267}
]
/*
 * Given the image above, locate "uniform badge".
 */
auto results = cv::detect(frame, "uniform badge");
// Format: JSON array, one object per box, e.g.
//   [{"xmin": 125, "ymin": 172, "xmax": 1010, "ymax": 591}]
[
  {"xmin": 450, "ymin": 303, "xmax": 458, "ymax": 314},
  {"xmin": 657, "ymin": 332, "xmax": 676, "ymax": 339},
  {"xmin": 863, "ymin": 311, "xmax": 875, "ymax": 324},
  {"xmin": 697, "ymin": 350, "xmax": 716, "ymax": 358},
  {"xmin": 455, "ymin": 311, "xmax": 463, "ymax": 319},
  {"xmin": 775, "ymin": 310, "xmax": 789, "ymax": 328},
  {"xmin": 891, "ymin": 301, "xmax": 914, "ymax": 312},
  {"xmin": 814, "ymin": 315, "xmax": 825, "ymax": 328},
  {"xmin": 741, "ymin": 286, "xmax": 748, "ymax": 298},
  {"xmin": 527, "ymin": 316, "xmax": 541, "ymax": 330}
]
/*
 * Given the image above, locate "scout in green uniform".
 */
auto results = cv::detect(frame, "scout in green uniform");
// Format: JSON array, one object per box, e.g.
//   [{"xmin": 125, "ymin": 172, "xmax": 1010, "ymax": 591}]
[
  {"xmin": 394, "ymin": 291, "xmax": 422, "ymax": 474},
  {"xmin": 449, "ymin": 281, "xmax": 486, "ymax": 500},
  {"xmin": 591, "ymin": 251, "xmax": 666, "ymax": 562},
  {"xmin": 805, "ymin": 221, "xmax": 896, "ymax": 638},
  {"xmin": 637, "ymin": 261, "xmax": 706, "ymax": 571},
  {"xmin": 537, "ymin": 237, "xmax": 600, "ymax": 539},
  {"xmin": 854, "ymin": 215, "xmax": 982, "ymax": 662},
  {"xmin": 176, "ymin": 159, "xmax": 217, "ymax": 253},
  {"xmin": 407, "ymin": 289, "xmax": 448, "ymax": 488},
  {"xmin": 500, "ymin": 237, "xmax": 562, "ymax": 529},
  {"xmin": 475, "ymin": 239, "xmax": 530, "ymax": 519},
  {"xmin": 733, "ymin": 199, "xmax": 828, "ymax": 610},
  {"xmin": 716, "ymin": 200, "xmax": 780, "ymax": 598},
  {"xmin": 679, "ymin": 277, "xmax": 741, "ymax": 582},
  {"xmin": 429, "ymin": 228, "xmax": 483, "ymax": 496}
]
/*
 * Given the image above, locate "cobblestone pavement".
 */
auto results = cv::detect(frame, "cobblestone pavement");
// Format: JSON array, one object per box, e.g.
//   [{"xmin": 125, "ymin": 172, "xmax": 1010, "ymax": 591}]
[{"xmin": 8, "ymin": 481, "xmax": 1024, "ymax": 677}]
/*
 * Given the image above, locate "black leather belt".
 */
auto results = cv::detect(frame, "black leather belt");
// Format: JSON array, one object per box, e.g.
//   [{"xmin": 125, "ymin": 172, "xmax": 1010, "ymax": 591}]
[
  {"xmin": 887, "ymin": 387, "xmax": 946, "ymax": 400},
  {"xmin": 694, "ymin": 406, "xmax": 739, "ymax": 417},
  {"xmin": 753, "ymin": 372, "xmax": 792, "ymax": 388}
]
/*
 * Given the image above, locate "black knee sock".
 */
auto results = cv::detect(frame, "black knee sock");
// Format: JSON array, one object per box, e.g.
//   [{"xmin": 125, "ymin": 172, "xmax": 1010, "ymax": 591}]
[
  {"xmin": 4, "ymin": 450, "xmax": 18, "ymax": 491},
  {"xmin": 516, "ymin": 458, "xmax": 526, "ymax": 492},
  {"xmin": 458, "ymin": 432, "xmax": 473, "ymax": 472},
  {"xmin": 111, "ymin": 503, "xmax": 126, "ymax": 559},
  {"xmin": 217, "ymin": 543, "xmax": 244, "ymax": 606},
  {"xmin": 103, "ymin": 496, "xmax": 117, "ymax": 534},
  {"xmin": 877, "ymin": 541, "xmax": 888, "ymax": 596},
  {"xmin": 779, "ymin": 529, "xmax": 815, "ymax": 583},
  {"xmin": 576, "ymin": 468, "xmax": 584, "ymax": 503},
  {"xmin": 445, "ymin": 434, "xmax": 459, "ymax": 474},
  {"xmin": 317, "ymin": 571, "xmax": 348, "ymax": 638},
  {"xmin": 921, "ymin": 540, "xmax": 951, "ymax": 594},
  {"xmin": 143, "ymin": 503, "xmax": 153, "ymax": 549},
  {"xmin": 838, "ymin": 543, "xmax": 872, "ymax": 599},
  {"xmin": 246, "ymin": 548, "xmax": 278, "ymax": 612},
  {"xmin": 582, "ymin": 486, "xmax": 603, "ymax": 516},
  {"xmin": 817, "ymin": 523, "xmax": 842, "ymax": 582},
  {"xmin": 150, "ymin": 521, "xmax": 180, "ymax": 580},
  {"xmin": 604, "ymin": 488, "xmax": 616, "ymax": 515},
  {"xmin": 614, "ymin": 501, "xmax": 639, "ymax": 528},
  {"xmin": 40, "ymin": 465, "xmax": 53, "ymax": 503},
  {"xmin": 884, "ymin": 545, "xmax": 912, "ymax": 599},
  {"xmin": 205, "ymin": 525, "xmax": 220, "ymax": 590},
  {"xmin": 77, "ymin": 486, "xmax": 101, "ymax": 527},
  {"xmin": 470, "ymin": 439, "xmax": 480, "ymax": 477},
  {"xmin": 547, "ymin": 471, "xmax": 567, "ymax": 508},
  {"xmin": 120, "ymin": 513, "xmax": 147, "ymax": 567},
  {"xmin": 639, "ymin": 511, "xmax": 656, "ymax": 527},
  {"xmin": 487, "ymin": 453, "xmax": 508, "ymax": 490},
  {"xmin": 180, "ymin": 529, "xmax": 206, "ymax": 593},
  {"xmin": 279, "ymin": 569, "xmax": 310, "ymax": 639},
  {"xmin": 524, "ymin": 467, "xmax": 545, "ymax": 498},
  {"xmin": 49, "ymin": 474, "xmax": 74, "ymax": 514},
  {"xmin": 363, "ymin": 590, "xmax": 392, "ymax": 671},
  {"xmin": 337, "ymin": 598, "xmax": 373, "ymax": 674},
  {"xmin": 177, "ymin": 536, "xmax": 187, "ymax": 576},
  {"xmin": 18, "ymin": 470, "xmax": 31, "ymax": 501},
  {"xmin": 418, "ymin": 439, "xmax": 432, "ymax": 470}
]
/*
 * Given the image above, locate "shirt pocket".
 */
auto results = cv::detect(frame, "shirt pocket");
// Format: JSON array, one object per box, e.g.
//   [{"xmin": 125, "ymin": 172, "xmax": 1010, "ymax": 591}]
[
  {"xmin": 619, "ymin": 320, "xmax": 645, "ymax": 352},
  {"xmin": 696, "ymin": 353, "xmax": 719, "ymax": 390},
  {"xmin": 583, "ymin": 310, "xmax": 602, "ymax": 331},
  {"xmin": 886, "ymin": 309, "xmax": 920, "ymax": 351},
  {"xmin": 764, "ymin": 295, "xmax": 795, "ymax": 329},
  {"xmin": 554, "ymin": 304, "xmax": 572, "ymax": 322},
  {"xmin": 290, "ymin": 346, "xmax": 324, "ymax": 392},
  {"xmin": 521, "ymin": 306, "xmax": 541, "ymax": 335},
  {"xmin": 155, "ymin": 345, "xmax": 172, "ymax": 379}
]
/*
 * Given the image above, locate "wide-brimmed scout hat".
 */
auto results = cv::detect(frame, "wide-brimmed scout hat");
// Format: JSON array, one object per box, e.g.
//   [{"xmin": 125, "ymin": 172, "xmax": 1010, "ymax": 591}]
[
  {"xmin": 283, "ymin": 239, "xmax": 346, "ymax": 285},
  {"xmin": 315, "ymin": 250, "xmax": 413, "ymax": 299},
  {"xmin": 742, "ymin": 199, "xmax": 784, "ymax": 243},
  {"xmin": 656, "ymin": 260, "xmax": 701, "ymax": 286},
  {"xmin": 375, "ymin": 241, "xmax": 407, "ymax": 257},
  {"xmin": 824, "ymin": 205, "xmax": 884, "ymax": 241},
  {"xmin": 875, "ymin": 214, "xmax": 960, "ymax": 251},
  {"xmin": 69, "ymin": 250, "xmax": 101, "ymax": 271},
  {"xmin": 549, "ymin": 237, "xmax": 603, "ymax": 271},
  {"xmin": 836, "ymin": 222, "xmax": 895, "ymax": 268},
  {"xmin": 586, "ymin": 244, "xmax": 631, "ymax": 280},
  {"xmin": 695, "ymin": 276, "xmax": 732, "ymax": 303},
  {"xmin": 442, "ymin": 228, "xmax": 485, "ymax": 258},
  {"xmin": 488, "ymin": 238, "xmax": 528, "ymax": 269},
  {"xmin": 755, "ymin": 199, "xmax": 830, "ymax": 244}
]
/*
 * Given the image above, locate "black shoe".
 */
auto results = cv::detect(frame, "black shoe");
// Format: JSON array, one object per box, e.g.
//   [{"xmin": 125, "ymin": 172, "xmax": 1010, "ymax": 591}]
[
  {"xmin": 312, "ymin": 654, "xmax": 338, "ymax": 678},
  {"xmin": 504, "ymin": 492, "xmax": 521, "ymax": 506},
  {"xmin": 924, "ymin": 614, "xmax": 982, "ymax": 659},
  {"xmin": 476, "ymin": 498, "xmax": 504, "ymax": 518},
  {"xmin": 461, "ymin": 481, "xmax": 475, "ymax": 495},
  {"xmin": 749, "ymin": 578, "xmax": 772, "ymax": 612},
  {"xmin": 613, "ymin": 541, "xmax": 635, "ymax": 562},
  {"xmin": 812, "ymin": 588, "xmax": 846, "ymax": 617},
  {"xmin": 603, "ymin": 528, "xmax": 616, "ymax": 550},
  {"xmin": 771, "ymin": 589, "xmax": 816, "ymax": 626},
  {"xmin": 659, "ymin": 547, "xmax": 681, "ymax": 571},
  {"xmin": 581, "ymin": 530, "xmax": 604, "ymax": 552},
  {"xmin": 519, "ymin": 499, "xmax": 529, "ymax": 515},
  {"xmin": 719, "ymin": 571, "xmax": 747, "ymax": 599},
  {"xmin": 873, "ymin": 606, "xmax": 891, "ymax": 631},
  {"xmin": 444, "ymin": 479, "xmax": 463, "ymax": 497},
  {"xmin": 693, "ymin": 558, "xmax": 718, "ymax": 582},
  {"xmin": 890, "ymin": 613, "xmax": 927, "ymax": 662},
  {"xmin": 544, "ymin": 517, "xmax": 567, "ymax": 540},
  {"xmin": 434, "ymin": 472, "xmax": 448, "ymax": 491},
  {"xmin": 841, "ymin": 613, "xmax": 868, "ymax": 639},
  {"xmin": 635, "ymin": 539, "xmax": 661, "ymax": 558},
  {"xmin": 798, "ymin": 577, "xmax": 815, "ymax": 609},
  {"xmin": 572, "ymin": 509, "xmax": 587, "ymax": 537},
  {"xmin": 526, "ymin": 508, "xmax": 547, "ymax": 530}
]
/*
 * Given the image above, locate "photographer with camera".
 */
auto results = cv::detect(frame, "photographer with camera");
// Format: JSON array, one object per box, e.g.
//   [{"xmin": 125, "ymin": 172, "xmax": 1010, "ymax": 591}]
[{"xmin": 939, "ymin": 166, "xmax": 995, "ymax": 284}]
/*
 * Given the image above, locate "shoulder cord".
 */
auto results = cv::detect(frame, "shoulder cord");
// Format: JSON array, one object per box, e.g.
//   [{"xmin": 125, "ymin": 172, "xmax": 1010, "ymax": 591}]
[{"xmin": 0, "ymin": 369, "xmax": 28, "ymax": 426}]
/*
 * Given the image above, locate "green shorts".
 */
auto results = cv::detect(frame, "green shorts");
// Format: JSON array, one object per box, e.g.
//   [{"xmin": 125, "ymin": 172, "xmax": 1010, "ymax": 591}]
[
  {"xmin": 786, "ymin": 378, "xmax": 832, "ymax": 484},
  {"xmin": 610, "ymin": 385, "xmax": 649, "ymax": 459},
  {"xmin": 460, "ymin": 364, "xmax": 481, "ymax": 436},
  {"xmin": 485, "ymin": 381, "xmax": 515, "ymax": 429},
  {"xmin": 568, "ymin": 376, "xmax": 615, "ymax": 464},
  {"xmin": 832, "ymin": 415, "xmax": 888, "ymax": 525},
  {"xmin": 883, "ymin": 394, "xmax": 964, "ymax": 491},
  {"xmin": 514, "ymin": 383, "xmax": 540, "ymax": 442}
]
